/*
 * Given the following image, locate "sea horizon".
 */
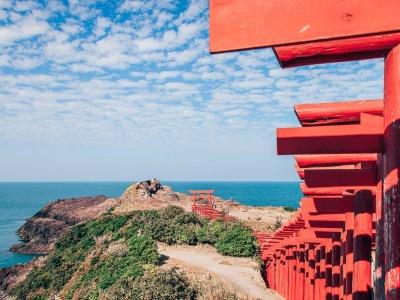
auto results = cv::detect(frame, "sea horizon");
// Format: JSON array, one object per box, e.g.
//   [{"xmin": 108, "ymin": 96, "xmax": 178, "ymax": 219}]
[
  {"xmin": 0, "ymin": 181, "xmax": 302, "ymax": 268},
  {"xmin": 0, "ymin": 180, "xmax": 300, "ymax": 183}
]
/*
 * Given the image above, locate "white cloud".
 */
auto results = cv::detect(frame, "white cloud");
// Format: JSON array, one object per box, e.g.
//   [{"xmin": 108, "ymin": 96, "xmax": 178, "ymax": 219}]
[
  {"xmin": 174, "ymin": 0, "xmax": 207, "ymax": 25},
  {"xmin": 0, "ymin": 0, "xmax": 11, "ymax": 9},
  {"xmin": 146, "ymin": 70, "xmax": 180, "ymax": 80},
  {"xmin": 119, "ymin": 0, "xmax": 143, "ymax": 11},
  {"xmin": 0, "ymin": 0, "xmax": 385, "ymax": 181},
  {"xmin": 0, "ymin": 14, "xmax": 49, "ymax": 46}
]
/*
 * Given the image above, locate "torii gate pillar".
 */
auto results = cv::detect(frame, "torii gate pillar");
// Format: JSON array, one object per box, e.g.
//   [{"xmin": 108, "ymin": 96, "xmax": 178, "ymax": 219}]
[{"xmin": 384, "ymin": 43, "xmax": 400, "ymax": 300}]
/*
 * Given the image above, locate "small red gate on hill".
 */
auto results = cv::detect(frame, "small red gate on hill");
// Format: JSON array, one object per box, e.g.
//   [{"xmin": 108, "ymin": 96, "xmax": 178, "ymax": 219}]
[{"xmin": 190, "ymin": 189, "xmax": 222, "ymax": 219}]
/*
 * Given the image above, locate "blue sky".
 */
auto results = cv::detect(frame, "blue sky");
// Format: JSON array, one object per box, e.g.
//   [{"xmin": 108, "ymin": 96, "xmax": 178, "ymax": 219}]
[{"xmin": 0, "ymin": 0, "xmax": 384, "ymax": 181}]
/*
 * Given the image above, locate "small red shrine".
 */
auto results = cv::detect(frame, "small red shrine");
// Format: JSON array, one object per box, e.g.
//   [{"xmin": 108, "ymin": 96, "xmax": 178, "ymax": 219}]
[{"xmin": 189, "ymin": 190, "xmax": 215, "ymax": 209}]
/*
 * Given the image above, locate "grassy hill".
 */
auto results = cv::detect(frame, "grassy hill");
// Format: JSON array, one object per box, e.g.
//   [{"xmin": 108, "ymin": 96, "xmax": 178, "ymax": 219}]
[{"xmin": 11, "ymin": 206, "xmax": 258, "ymax": 300}]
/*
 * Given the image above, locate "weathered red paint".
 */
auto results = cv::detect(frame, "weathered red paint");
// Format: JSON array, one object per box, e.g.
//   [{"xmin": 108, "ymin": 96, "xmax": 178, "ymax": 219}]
[
  {"xmin": 295, "ymin": 154, "xmax": 377, "ymax": 168},
  {"xmin": 383, "ymin": 44, "xmax": 400, "ymax": 300},
  {"xmin": 294, "ymin": 100, "xmax": 383, "ymax": 126},
  {"xmin": 353, "ymin": 191, "xmax": 373, "ymax": 299},
  {"xmin": 314, "ymin": 246, "xmax": 322, "ymax": 299},
  {"xmin": 209, "ymin": 0, "xmax": 400, "ymax": 53},
  {"xmin": 274, "ymin": 33, "xmax": 400, "ymax": 67},
  {"xmin": 319, "ymin": 245, "xmax": 327, "ymax": 300},
  {"xmin": 307, "ymin": 244, "xmax": 316, "ymax": 299},
  {"xmin": 304, "ymin": 167, "xmax": 377, "ymax": 187},
  {"xmin": 332, "ymin": 233, "xmax": 341, "ymax": 300},
  {"xmin": 277, "ymin": 123, "xmax": 383, "ymax": 155},
  {"xmin": 325, "ymin": 242, "xmax": 333, "ymax": 300},
  {"xmin": 301, "ymin": 196, "xmax": 355, "ymax": 214},
  {"xmin": 300, "ymin": 183, "xmax": 376, "ymax": 196},
  {"xmin": 339, "ymin": 231, "xmax": 346, "ymax": 299},
  {"xmin": 374, "ymin": 154, "xmax": 385, "ymax": 299},
  {"xmin": 297, "ymin": 244, "xmax": 306, "ymax": 300}
]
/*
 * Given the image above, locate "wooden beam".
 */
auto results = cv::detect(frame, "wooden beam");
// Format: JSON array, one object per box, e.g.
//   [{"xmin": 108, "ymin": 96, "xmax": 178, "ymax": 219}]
[
  {"xmin": 301, "ymin": 183, "xmax": 376, "ymax": 196},
  {"xmin": 304, "ymin": 167, "xmax": 377, "ymax": 187},
  {"xmin": 295, "ymin": 154, "xmax": 377, "ymax": 168},
  {"xmin": 294, "ymin": 100, "xmax": 382, "ymax": 126},
  {"xmin": 277, "ymin": 123, "xmax": 383, "ymax": 155},
  {"xmin": 301, "ymin": 197, "xmax": 355, "ymax": 214},
  {"xmin": 274, "ymin": 32, "xmax": 400, "ymax": 67},
  {"xmin": 189, "ymin": 190, "xmax": 215, "ymax": 194},
  {"xmin": 209, "ymin": 0, "xmax": 400, "ymax": 53},
  {"xmin": 301, "ymin": 213, "xmax": 346, "ymax": 222}
]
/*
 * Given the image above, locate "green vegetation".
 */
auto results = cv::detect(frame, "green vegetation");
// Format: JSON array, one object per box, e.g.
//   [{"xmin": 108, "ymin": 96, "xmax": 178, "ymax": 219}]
[
  {"xmin": 283, "ymin": 206, "xmax": 297, "ymax": 212},
  {"xmin": 11, "ymin": 206, "xmax": 258, "ymax": 300}
]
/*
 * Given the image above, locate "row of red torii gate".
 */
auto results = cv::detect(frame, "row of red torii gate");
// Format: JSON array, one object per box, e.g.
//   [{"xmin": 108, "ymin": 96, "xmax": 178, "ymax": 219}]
[{"xmin": 208, "ymin": 1, "xmax": 400, "ymax": 299}]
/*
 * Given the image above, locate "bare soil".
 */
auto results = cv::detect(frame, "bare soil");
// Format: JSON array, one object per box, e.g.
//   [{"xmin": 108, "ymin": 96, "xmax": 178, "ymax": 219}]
[{"xmin": 158, "ymin": 243, "xmax": 284, "ymax": 300}]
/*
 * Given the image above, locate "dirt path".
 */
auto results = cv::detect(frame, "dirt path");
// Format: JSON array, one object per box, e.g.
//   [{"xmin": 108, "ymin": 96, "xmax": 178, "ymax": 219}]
[{"xmin": 158, "ymin": 244, "xmax": 283, "ymax": 300}]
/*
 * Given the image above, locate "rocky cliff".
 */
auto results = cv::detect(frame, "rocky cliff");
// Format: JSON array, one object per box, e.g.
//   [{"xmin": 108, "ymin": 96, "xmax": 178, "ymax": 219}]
[
  {"xmin": 10, "ymin": 195, "xmax": 114, "ymax": 254},
  {"xmin": 9, "ymin": 179, "xmax": 188, "ymax": 255}
]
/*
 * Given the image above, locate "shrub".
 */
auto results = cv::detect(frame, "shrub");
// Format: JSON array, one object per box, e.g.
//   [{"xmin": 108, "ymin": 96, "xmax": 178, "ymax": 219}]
[
  {"xmin": 283, "ymin": 206, "xmax": 296, "ymax": 212},
  {"xmin": 134, "ymin": 268, "xmax": 197, "ymax": 300},
  {"xmin": 215, "ymin": 223, "xmax": 258, "ymax": 257},
  {"xmin": 104, "ymin": 268, "xmax": 197, "ymax": 300}
]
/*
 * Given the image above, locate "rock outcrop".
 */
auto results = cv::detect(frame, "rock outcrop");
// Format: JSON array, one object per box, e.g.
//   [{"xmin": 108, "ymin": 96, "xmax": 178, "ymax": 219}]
[
  {"xmin": 10, "ymin": 195, "xmax": 114, "ymax": 254},
  {"xmin": 121, "ymin": 179, "xmax": 179, "ymax": 202},
  {"xmin": 115, "ymin": 179, "xmax": 188, "ymax": 213}
]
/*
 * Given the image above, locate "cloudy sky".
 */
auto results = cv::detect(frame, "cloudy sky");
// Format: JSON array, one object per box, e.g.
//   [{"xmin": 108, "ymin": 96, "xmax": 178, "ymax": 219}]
[{"xmin": 0, "ymin": 0, "xmax": 384, "ymax": 181}]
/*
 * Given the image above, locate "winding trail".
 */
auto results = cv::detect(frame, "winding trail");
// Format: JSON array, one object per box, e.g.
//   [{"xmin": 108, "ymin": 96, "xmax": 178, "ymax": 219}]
[{"xmin": 158, "ymin": 244, "xmax": 283, "ymax": 300}]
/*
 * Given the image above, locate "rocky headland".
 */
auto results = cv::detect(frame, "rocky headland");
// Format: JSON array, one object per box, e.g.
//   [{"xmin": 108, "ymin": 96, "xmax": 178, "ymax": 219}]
[
  {"xmin": 1, "ymin": 179, "xmax": 292, "ymax": 299},
  {"xmin": 10, "ymin": 195, "xmax": 114, "ymax": 255}
]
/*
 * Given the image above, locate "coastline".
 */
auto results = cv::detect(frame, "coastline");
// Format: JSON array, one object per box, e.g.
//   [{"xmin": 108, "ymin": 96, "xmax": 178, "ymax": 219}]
[
  {"xmin": 0, "ymin": 180, "xmax": 293, "ymax": 299},
  {"xmin": 0, "ymin": 181, "xmax": 300, "ymax": 268}
]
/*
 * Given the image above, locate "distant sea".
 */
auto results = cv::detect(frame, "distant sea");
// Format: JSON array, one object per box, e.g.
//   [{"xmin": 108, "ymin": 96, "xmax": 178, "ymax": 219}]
[{"xmin": 0, "ymin": 181, "xmax": 301, "ymax": 268}]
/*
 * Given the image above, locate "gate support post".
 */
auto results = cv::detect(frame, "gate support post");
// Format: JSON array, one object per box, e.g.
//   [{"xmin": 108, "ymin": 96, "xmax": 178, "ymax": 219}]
[
  {"xmin": 345, "ymin": 213, "xmax": 354, "ymax": 300},
  {"xmin": 297, "ymin": 244, "xmax": 305, "ymax": 300},
  {"xmin": 332, "ymin": 232, "xmax": 341, "ymax": 300},
  {"xmin": 326, "ymin": 242, "xmax": 333, "ymax": 300},
  {"xmin": 353, "ymin": 190, "xmax": 372, "ymax": 300},
  {"xmin": 384, "ymin": 43, "xmax": 400, "ymax": 300}
]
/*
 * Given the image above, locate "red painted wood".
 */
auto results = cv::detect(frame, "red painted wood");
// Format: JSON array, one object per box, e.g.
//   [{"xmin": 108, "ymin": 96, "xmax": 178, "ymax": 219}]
[
  {"xmin": 302, "ymin": 213, "xmax": 346, "ymax": 222},
  {"xmin": 277, "ymin": 123, "xmax": 383, "ymax": 155},
  {"xmin": 301, "ymin": 196, "xmax": 355, "ymax": 214},
  {"xmin": 294, "ymin": 100, "xmax": 383, "ymax": 126},
  {"xmin": 374, "ymin": 154, "xmax": 385, "ymax": 299},
  {"xmin": 314, "ymin": 246, "xmax": 322, "ymax": 300},
  {"xmin": 295, "ymin": 154, "xmax": 377, "ymax": 168},
  {"xmin": 353, "ymin": 191, "xmax": 373, "ymax": 300},
  {"xmin": 189, "ymin": 189, "xmax": 215, "ymax": 194},
  {"xmin": 295, "ymin": 163, "xmax": 305, "ymax": 179},
  {"xmin": 325, "ymin": 242, "xmax": 333, "ymax": 300},
  {"xmin": 332, "ymin": 233, "xmax": 341, "ymax": 300},
  {"xmin": 209, "ymin": 0, "xmax": 400, "ymax": 52},
  {"xmin": 301, "ymin": 183, "xmax": 376, "ymax": 196},
  {"xmin": 345, "ymin": 219, "xmax": 354, "ymax": 300},
  {"xmin": 307, "ymin": 244, "xmax": 316, "ymax": 300},
  {"xmin": 383, "ymin": 44, "xmax": 400, "ymax": 300},
  {"xmin": 339, "ymin": 231, "xmax": 346, "ymax": 300},
  {"xmin": 319, "ymin": 245, "xmax": 327, "ymax": 300},
  {"xmin": 274, "ymin": 33, "xmax": 400, "ymax": 67},
  {"xmin": 289, "ymin": 246, "xmax": 297, "ymax": 300},
  {"xmin": 297, "ymin": 244, "xmax": 306, "ymax": 300},
  {"xmin": 306, "ymin": 228, "xmax": 344, "ymax": 234},
  {"xmin": 304, "ymin": 168, "xmax": 377, "ymax": 187}
]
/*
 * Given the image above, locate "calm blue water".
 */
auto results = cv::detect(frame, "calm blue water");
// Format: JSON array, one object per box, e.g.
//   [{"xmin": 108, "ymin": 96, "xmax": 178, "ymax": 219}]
[{"xmin": 0, "ymin": 181, "xmax": 301, "ymax": 268}]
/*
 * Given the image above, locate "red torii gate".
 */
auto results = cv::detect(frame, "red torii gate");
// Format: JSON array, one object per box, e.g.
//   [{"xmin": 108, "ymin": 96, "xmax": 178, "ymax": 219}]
[{"xmin": 209, "ymin": 1, "xmax": 400, "ymax": 299}]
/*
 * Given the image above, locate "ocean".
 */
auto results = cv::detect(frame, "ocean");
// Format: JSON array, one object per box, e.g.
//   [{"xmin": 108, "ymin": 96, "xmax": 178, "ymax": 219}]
[{"xmin": 0, "ymin": 181, "xmax": 301, "ymax": 268}]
